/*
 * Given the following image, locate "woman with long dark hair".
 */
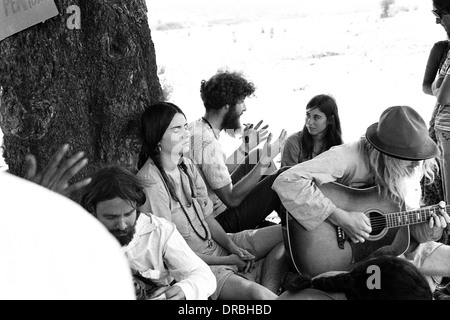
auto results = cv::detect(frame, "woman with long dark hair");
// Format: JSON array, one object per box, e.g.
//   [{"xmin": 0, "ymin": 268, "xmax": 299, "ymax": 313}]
[
  {"xmin": 277, "ymin": 255, "xmax": 433, "ymax": 300},
  {"xmin": 281, "ymin": 94, "xmax": 343, "ymax": 167},
  {"xmin": 136, "ymin": 102, "xmax": 288, "ymax": 300}
]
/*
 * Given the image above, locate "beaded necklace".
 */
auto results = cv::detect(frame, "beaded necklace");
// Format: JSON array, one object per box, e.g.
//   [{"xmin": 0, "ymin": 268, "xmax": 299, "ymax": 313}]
[{"xmin": 175, "ymin": 164, "xmax": 213, "ymax": 248}]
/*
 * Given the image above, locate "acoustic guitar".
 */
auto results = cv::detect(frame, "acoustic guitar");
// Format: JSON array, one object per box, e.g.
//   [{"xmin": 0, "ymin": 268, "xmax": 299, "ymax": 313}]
[{"xmin": 281, "ymin": 182, "xmax": 443, "ymax": 278}]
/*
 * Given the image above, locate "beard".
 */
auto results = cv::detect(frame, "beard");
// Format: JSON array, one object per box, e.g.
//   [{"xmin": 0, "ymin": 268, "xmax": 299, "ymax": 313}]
[
  {"xmin": 222, "ymin": 105, "xmax": 242, "ymax": 132},
  {"xmin": 111, "ymin": 224, "xmax": 137, "ymax": 247}
]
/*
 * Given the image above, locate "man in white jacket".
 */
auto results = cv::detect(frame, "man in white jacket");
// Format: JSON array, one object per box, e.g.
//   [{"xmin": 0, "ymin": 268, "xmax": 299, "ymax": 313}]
[{"xmin": 80, "ymin": 166, "xmax": 216, "ymax": 300}]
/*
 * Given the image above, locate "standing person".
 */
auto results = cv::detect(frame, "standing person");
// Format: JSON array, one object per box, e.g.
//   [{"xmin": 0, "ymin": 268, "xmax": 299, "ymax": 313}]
[
  {"xmin": 81, "ymin": 166, "xmax": 217, "ymax": 300},
  {"xmin": 431, "ymin": 0, "xmax": 450, "ymax": 206},
  {"xmin": 281, "ymin": 94, "xmax": 343, "ymax": 167},
  {"xmin": 188, "ymin": 70, "xmax": 288, "ymax": 233},
  {"xmin": 137, "ymin": 102, "xmax": 289, "ymax": 300},
  {"xmin": 272, "ymin": 105, "xmax": 450, "ymax": 292}
]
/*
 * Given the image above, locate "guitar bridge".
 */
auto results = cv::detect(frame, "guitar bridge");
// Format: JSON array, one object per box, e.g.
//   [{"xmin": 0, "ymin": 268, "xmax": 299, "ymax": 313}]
[{"xmin": 336, "ymin": 226, "xmax": 346, "ymax": 250}]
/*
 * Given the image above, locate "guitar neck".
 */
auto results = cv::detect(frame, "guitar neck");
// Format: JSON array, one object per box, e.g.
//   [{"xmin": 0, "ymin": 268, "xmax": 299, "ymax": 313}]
[{"xmin": 386, "ymin": 204, "xmax": 450, "ymax": 228}]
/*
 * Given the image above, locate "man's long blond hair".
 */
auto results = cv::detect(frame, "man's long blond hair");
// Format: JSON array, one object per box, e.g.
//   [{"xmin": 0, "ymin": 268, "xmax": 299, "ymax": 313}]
[{"xmin": 363, "ymin": 138, "xmax": 438, "ymax": 207}]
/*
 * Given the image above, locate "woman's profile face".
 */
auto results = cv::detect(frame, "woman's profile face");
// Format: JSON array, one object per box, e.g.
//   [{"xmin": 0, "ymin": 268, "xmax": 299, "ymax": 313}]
[
  {"xmin": 160, "ymin": 113, "xmax": 190, "ymax": 159},
  {"xmin": 305, "ymin": 107, "xmax": 329, "ymax": 136},
  {"xmin": 434, "ymin": 5, "xmax": 450, "ymax": 34}
]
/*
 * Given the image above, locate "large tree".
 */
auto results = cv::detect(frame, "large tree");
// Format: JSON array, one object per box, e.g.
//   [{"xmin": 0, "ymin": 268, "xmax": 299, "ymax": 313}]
[{"xmin": 0, "ymin": 0, "xmax": 162, "ymax": 200}]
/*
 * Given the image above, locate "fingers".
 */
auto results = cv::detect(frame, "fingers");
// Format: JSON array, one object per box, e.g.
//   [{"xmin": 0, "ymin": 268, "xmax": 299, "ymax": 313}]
[
  {"xmin": 244, "ymin": 261, "xmax": 252, "ymax": 273},
  {"xmin": 63, "ymin": 177, "xmax": 92, "ymax": 197},
  {"xmin": 49, "ymin": 153, "xmax": 88, "ymax": 190},
  {"xmin": 41, "ymin": 144, "xmax": 70, "ymax": 186},
  {"xmin": 351, "ymin": 231, "xmax": 369, "ymax": 243},
  {"xmin": 23, "ymin": 155, "xmax": 37, "ymax": 182},
  {"xmin": 265, "ymin": 133, "xmax": 273, "ymax": 146},
  {"xmin": 253, "ymin": 120, "xmax": 263, "ymax": 130},
  {"xmin": 429, "ymin": 214, "xmax": 436, "ymax": 229},
  {"xmin": 438, "ymin": 201, "xmax": 450, "ymax": 224},
  {"xmin": 439, "ymin": 215, "xmax": 447, "ymax": 229}
]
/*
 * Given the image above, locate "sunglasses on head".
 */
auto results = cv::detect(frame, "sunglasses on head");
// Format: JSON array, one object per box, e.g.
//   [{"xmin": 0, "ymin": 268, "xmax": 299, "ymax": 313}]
[{"xmin": 432, "ymin": 9, "xmax": 449, "ymax": 19}]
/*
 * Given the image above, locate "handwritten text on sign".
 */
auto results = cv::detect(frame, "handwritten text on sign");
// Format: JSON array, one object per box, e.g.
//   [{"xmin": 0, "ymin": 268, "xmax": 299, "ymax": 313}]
[{"xmin": 1, "ymin": 0, "xmax": 59, "ymax": 41}]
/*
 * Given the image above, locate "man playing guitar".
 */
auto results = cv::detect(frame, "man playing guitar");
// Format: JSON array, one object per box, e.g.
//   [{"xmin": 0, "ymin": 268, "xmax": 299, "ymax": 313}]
[{"xmin": 273, "ymin": 106, "xmax": 450, "ymax": 292}]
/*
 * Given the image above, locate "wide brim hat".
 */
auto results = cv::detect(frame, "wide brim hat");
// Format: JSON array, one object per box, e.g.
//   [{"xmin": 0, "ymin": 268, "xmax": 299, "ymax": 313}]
[{"xmin": 366, "ymin": 106, "xmax": 439, "ymax": 161}]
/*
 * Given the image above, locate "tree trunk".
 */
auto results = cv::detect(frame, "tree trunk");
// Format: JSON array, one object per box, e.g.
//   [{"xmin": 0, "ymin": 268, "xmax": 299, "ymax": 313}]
[{"xmin": 0, "ymin": 0, "xmax": 162, "ymax": 201}]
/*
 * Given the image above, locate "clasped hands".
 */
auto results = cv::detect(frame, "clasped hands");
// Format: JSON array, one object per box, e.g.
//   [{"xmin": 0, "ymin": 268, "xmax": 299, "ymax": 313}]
[{"xmin": 228, "ymin": 246, "xmax": 257, "ymax": 274}]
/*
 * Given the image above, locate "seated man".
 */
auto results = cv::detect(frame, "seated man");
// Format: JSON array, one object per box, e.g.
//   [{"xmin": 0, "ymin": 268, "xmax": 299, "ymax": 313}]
[
  {"xmin": 188, "ymin": 70, "xmax": 288, "ymax": 233},
  {"xmin": 80, "ymin": 166, "xmax": 216, "ymax": 300},
  {"xmin": 22, "ymin": 145, "xmax": 216, "ymax": 300}
]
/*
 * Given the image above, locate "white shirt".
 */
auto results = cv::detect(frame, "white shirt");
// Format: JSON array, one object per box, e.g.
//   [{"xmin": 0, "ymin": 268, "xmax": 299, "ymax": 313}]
[
  {"xmin": 124, "ymin": 214, "xmax": 216, "ymax": 300},
  {"xmin": 0, "ymin": 172, "xmax": 135, "ymax": 300}
]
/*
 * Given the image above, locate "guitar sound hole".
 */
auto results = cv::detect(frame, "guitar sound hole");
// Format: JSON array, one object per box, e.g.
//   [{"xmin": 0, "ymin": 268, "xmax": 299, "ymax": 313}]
[{"xmin": 368, "ymin": 211, "xmax": 386, "ymax": 236}]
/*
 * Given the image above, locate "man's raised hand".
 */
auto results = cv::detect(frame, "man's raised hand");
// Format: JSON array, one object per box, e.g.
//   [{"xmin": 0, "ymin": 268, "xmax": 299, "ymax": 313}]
[{"xmin": 24, "ymin": 144, "xmax": 91, "ymax": 197}]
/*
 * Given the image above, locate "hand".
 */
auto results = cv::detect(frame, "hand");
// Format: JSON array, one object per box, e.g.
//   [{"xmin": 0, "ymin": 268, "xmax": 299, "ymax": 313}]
[
  {"xmin": 24, "ymin": 144, "xmax": 91, "ymax": 197},
  {"xmin": 228, "ymin": 253, "xmax": 256, "ymax": 273},
  {"xmin": 259, "ymin": 129, "xmax": 287, "ymax": 166},
  {"xmin": 332, "ymin": 208, "xmax": 372, "ymax": 243},
  {"xmin": 150, "ymin": 285, "xmax": 186, "ymax": 300},
  {"xmin": 228, "ymin": 246, "xmax": 255, "ymax": 261},
  {"xmin": 428, "ymin": 201, "xmax": 450, "ymax": 229},
  {"xmin": 241, "ymin": 120, "xmax": 269, "ymax": 153},
  {"xmin": 227, "ymin": 246, "xmax": 256, "ymax": 273}
]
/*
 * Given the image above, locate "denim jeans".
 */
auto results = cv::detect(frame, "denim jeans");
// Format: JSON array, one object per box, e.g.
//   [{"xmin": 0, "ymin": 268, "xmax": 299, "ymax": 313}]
[
  {"xmin": 435, "ymin": 128, "xmax": 450, "ymax": 204},
  {"xmin": 215, "ymin": 156, "xmax": 291, "ymax": 233}
]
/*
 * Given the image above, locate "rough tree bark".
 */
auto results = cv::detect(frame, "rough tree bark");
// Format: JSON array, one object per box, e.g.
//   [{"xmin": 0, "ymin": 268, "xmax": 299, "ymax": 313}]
[{"xmin": 0, "ymin": 0, "xmax": 162, "ymax": 201}]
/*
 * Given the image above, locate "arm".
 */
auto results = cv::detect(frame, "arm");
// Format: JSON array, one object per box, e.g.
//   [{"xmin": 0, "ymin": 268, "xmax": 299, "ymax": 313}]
[
  {"xmin": 140, "ymin": 183, "xmax": 173, "ymax": 221},
  {"xmin": 281, "ymin": 133, "xmax": 301, "ymax": 167},
  {"xmin": 136, "ymin": 164, "xmax": 173, "ymax": 220},
  {"xmin": 423, "ymin": 42, "xmax": 448, "ymax": 95},
  {"xmin": 162, "ymin": 224, "xmax": 217, "ymax": 300},
  {"xmin": 215, "ymin": 161, "xmax": 271, "ymax": 208},
  {"xmin": 432, "ymin": 53, "xmax": 450, "ymax": 105},
  {"xmin": 226, "ymin": 120, "xmax": 269, "ymax": 173},
  {"xmin": 272, "ymin": 143, "xmax": 372, "ymax": 242},
  {"xmin": 196, "ymin": 216, "xmax": 255, "ymax": 271},
  {"xmin": 432, "ymin": 74, "xmax": 450, "ymax": 105},
  {"xmin": 215, "ymin": 130, "xmax": 287, "ymax": 208}
]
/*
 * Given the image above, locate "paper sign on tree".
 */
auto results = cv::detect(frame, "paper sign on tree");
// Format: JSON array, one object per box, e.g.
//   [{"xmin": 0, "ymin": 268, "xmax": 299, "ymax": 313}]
[{"xmin": 0, "ymin": 0, "xmax": 59, "ymax": 41}]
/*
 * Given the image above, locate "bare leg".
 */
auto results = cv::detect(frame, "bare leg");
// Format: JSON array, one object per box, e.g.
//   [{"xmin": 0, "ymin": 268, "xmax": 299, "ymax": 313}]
[
  {"xmin": 236, "ymin": 225, "xmax": 283, "ymax": 260},
  {"xmin": 218, "ymin": 274, "xmax": 277, "ymax": 300},
  {"xmin": 260, "ymin": 242, "xmax": 290, "ymax": 293}
]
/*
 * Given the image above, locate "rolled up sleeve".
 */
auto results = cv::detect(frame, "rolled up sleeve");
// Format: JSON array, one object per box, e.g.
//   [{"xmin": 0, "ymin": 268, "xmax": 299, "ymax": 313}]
[{"xmin": 272, "ymin": 143, "xmax": 366, "ymax": 230}]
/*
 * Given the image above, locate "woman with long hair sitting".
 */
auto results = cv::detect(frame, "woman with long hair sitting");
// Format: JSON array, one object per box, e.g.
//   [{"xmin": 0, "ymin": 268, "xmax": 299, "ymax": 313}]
[
  {"xmin": 281, "ymin": 94, "xmax": 343, "ymax": 167},
  {"xmin": 136, "ymin": 102, "xmax": 289, "ymax": 300}
]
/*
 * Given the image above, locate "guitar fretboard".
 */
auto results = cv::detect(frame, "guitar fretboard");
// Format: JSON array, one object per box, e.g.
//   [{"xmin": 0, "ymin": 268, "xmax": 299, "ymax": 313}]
[{"xmin": 386, "ymin": 205, "xmax": 449, "ymax": 228}]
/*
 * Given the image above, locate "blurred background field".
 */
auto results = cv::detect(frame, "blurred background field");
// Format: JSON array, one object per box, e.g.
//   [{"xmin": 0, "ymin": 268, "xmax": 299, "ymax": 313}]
[
  {"xmin": 0, "ymin": 0, "xmax": 445, "ymax": 171},
  {"xmin": 145, "ymin": 0, "xmax": 445, "ymax": 155}
]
